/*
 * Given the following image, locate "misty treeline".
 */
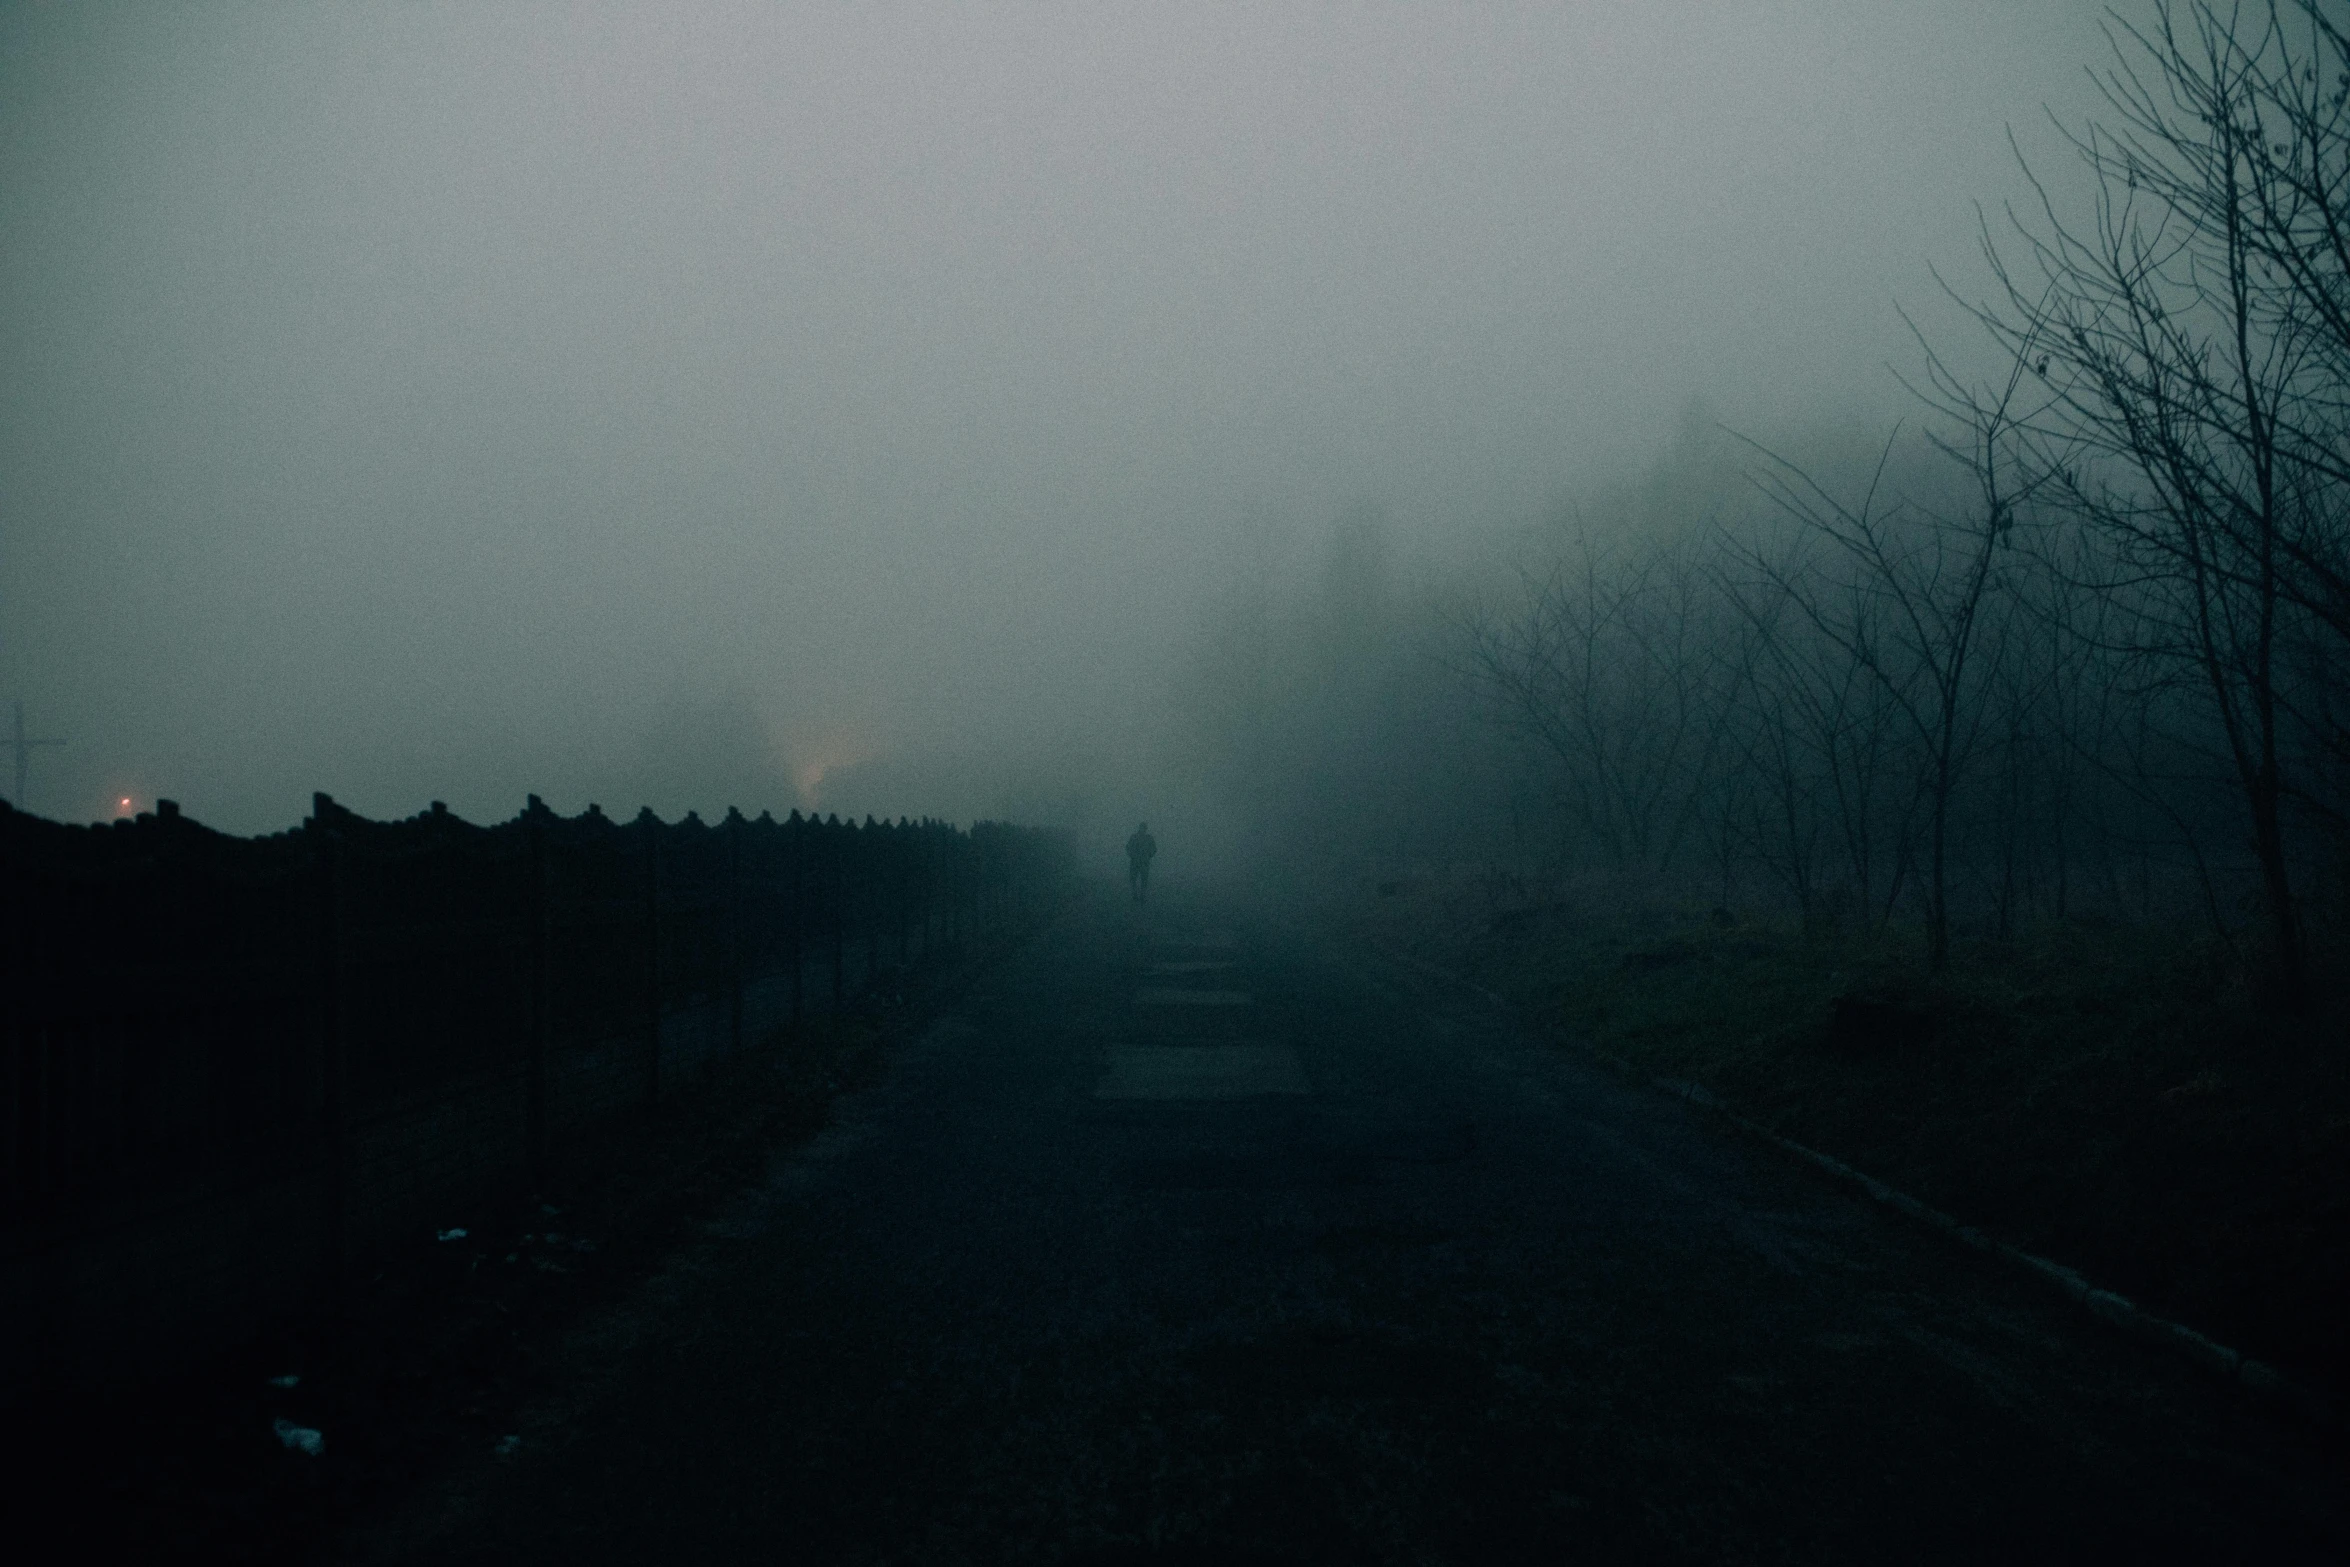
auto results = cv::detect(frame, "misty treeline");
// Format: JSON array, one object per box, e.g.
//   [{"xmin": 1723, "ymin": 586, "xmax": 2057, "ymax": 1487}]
[{"xmin": 1186, "ymin": 1, "xmax": 2350, "ymax": 1011}]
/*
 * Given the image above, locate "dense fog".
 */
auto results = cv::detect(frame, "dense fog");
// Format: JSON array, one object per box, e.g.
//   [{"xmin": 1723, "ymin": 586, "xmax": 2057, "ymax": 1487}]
[{"xmin": 3, "ymin": 1, "xmax": 2148, "ymax": 870}]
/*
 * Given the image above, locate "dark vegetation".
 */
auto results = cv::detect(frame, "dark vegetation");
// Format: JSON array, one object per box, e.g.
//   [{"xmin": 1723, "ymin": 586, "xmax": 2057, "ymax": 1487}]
[
  {"xmin": 1184, "ymin": 2, "xmax": 2350, "ymax": 1399},
  {"xmin": 1354, "ymin": 873, "xmax": 2350, "ymax": 1397}
]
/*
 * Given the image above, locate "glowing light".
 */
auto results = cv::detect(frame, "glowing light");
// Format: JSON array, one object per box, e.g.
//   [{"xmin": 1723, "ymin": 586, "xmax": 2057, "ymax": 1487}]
[{"xmin": 792, "ymin": 736, "xmax": 873, "ymax": 810}]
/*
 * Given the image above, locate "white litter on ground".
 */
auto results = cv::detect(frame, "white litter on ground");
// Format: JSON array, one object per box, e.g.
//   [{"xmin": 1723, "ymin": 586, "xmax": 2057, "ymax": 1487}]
[{"xmin": 273, "ymin": 1418, "xmax": 325, "ymax": 1457}]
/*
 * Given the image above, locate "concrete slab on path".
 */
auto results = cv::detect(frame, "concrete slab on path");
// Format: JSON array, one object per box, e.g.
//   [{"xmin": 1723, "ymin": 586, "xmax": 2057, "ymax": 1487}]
[{"xmin": 1095, "ymin": 1043, "xmax": 1310, "ymax": 1100}]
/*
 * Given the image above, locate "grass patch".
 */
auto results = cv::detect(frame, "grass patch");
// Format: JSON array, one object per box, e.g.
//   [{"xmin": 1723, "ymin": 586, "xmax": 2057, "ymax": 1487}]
[{"xmin": 1355, "ymin": 875, "xmax": 2350, "ymax": 1397}]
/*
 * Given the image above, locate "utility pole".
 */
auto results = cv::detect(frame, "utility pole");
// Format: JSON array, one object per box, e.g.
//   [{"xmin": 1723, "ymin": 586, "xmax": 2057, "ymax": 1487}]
[{"xmin": 4, "ymin": 701, "xmax": 65, "ymax": 813}]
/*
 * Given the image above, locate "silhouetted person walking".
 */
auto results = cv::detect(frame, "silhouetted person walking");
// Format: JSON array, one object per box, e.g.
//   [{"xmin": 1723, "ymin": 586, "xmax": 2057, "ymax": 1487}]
[{"xmin": 1126, "ymin": 822, "xmax": 1157, "ymax": 904}]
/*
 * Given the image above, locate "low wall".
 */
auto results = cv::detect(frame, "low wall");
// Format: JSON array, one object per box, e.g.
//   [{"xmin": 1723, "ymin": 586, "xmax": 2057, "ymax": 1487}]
[{"xmin": 1, "ymin": 794, "xmax": 1057, "ymax": 1393}]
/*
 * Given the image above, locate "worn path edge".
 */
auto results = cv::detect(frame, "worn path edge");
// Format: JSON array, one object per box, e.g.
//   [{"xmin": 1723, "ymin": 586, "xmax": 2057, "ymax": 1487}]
[{"xmin": 1365, "ymin": 935, "xmax": 2347, "ymax": 1437}]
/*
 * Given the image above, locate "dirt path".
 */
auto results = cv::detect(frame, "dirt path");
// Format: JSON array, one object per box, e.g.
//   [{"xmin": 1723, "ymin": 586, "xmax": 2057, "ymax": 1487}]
[{"xmin": 342, "ymin": 882, "xmax": 2349, "ymax": 1564}]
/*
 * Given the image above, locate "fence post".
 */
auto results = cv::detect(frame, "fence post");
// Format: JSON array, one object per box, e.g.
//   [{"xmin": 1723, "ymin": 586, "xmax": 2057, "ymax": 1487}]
[
  {"xmin": 896, "ymin": 823, "xmax": 911, "ymax": 968},
  {"xmin": 943, "ymin": 832, "xmax": 956, "ymax": 947},
  {"xmin": 306, "ymin": 795, "xmax": 348, "ymax": 1328},
  {"xmin": 862, "ymin": 818, "xmax": 878, "ymax": 992},
  {"xmin": 4, "ymin": 803, "xmax": 47, "ymax": 1224},
  {"xmin": 526, "ymin": 797, "xmax": 549, "ymax": 1190},
  {"xmin": 727, "ymin": 810, "xmax": 744, "ymax": 1056},
  {"xmin": 788, "ymin": 813, "xmax": 805, "ymax": 1030},
  {"xmin": 642, "ymin": 810, "xmax": 660, "ymax": 1108},
  {"xmin": 830, "ymin": 818, "xmax": 846, "ymax": 1011}
]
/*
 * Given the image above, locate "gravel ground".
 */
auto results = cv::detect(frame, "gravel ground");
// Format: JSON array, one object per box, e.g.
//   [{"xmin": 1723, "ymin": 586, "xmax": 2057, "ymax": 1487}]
[{"xmin": 341, "ymin": 881, "xmax": 2350, "ymax": 1564}]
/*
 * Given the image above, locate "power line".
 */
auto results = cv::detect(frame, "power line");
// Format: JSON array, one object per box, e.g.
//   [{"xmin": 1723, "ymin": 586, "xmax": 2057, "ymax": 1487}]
[{"xmin": 5, "ymin": 700, "xmax": 66, "ymax": 815}]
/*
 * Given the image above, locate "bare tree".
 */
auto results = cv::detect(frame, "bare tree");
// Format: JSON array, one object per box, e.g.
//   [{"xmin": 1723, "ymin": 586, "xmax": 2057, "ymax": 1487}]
[
  {"xmin": 1459, "ymin": 527, "xmax": 1744, "ymax": 877},
  {"xmin": 1932, "ymin": 0, "xmax": 2350, "ymax": 1006},
  {"xmin": 1729, "ymin": 419, "xmax": 2024, "ymax": 973},
  {"xmin": 1717, "ymin": 525, "xmax": 1925, "ymax": 933}
]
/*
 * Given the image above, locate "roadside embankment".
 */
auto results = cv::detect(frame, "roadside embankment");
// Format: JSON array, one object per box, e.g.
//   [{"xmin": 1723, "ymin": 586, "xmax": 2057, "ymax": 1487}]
[{"xmin": 1348, "ymin": 874, "xmax": 2350, "ymax": 1405}]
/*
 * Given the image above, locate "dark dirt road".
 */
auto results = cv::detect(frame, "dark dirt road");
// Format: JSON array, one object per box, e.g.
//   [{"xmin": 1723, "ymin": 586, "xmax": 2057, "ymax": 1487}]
[{"xmin": 350, "ymin": 884, "xmax": 2348, "ymax": 1564}]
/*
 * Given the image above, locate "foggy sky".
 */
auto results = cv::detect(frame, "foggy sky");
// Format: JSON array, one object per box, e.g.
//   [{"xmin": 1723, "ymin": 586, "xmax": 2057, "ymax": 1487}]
[{"xmin": 2, "ymin": 1, "xmax": 2114, "ymax": 835}]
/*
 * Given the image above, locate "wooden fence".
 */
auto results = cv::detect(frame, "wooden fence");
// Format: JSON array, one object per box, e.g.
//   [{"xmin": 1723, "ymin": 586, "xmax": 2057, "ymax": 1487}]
[{"xmin": 0, "ymin": 791, "xmax": 1071, "ymax": 1390}]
